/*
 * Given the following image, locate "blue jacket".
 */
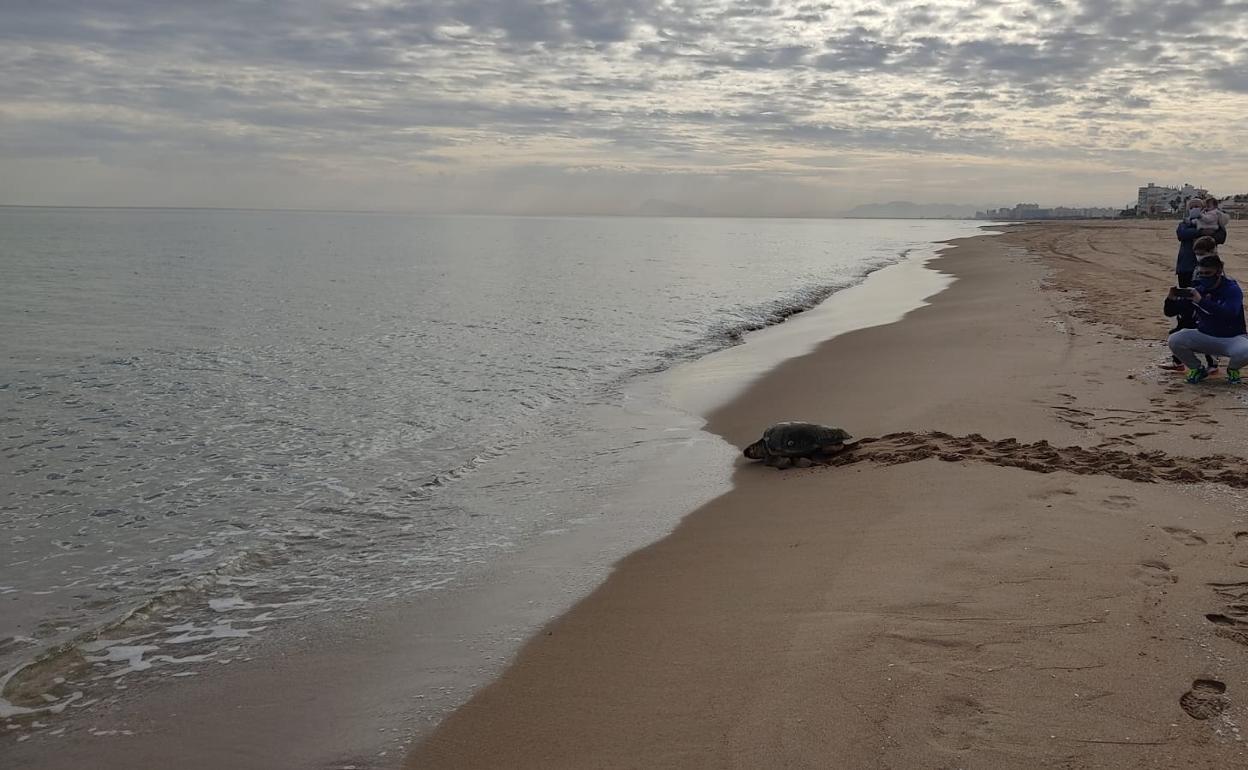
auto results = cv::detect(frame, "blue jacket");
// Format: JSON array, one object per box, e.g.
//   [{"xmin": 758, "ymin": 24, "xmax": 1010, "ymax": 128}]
[
  {"xmin": 1175, "ymin": 221, "xmax": 1228, "ymax": 276},
  {"xmin": 1165, "ymin": 276, "xmax": 1247, "ymax": 337}
]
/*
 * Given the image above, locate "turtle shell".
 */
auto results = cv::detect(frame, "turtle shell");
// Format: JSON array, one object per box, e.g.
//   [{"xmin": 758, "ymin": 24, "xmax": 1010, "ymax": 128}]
[{"xmin": 762, "ymin": 422, "xmax": 852, "ymax": 457}]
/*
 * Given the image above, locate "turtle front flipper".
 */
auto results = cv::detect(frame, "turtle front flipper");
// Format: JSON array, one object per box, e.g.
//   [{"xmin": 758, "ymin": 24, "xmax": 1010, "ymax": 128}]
[{"xmin": 820, "ymin": 437, "xmax": 858, "ymax": 453}]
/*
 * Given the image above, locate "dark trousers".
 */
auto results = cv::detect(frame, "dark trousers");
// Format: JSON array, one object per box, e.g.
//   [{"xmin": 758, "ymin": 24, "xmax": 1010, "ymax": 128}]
[{"xmin": 1171, "ymin": 272, "xmax": 1197, "ymax": 332}]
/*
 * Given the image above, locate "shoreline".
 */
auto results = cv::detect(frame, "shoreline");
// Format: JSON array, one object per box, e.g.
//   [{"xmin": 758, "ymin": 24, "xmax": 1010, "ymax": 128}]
[
  {"xmin": 10, "ymin": 220, "xmax": 1248, "ymax": 768},
  {"xmin": 408, "ymin": 221, "xmax": 1248, "ymax": 768},
  {"xmin": 662, "ymin": 236, "xmax": 968, "ymax": 416},
  {"xmin": 0, "ymin": 227, "xmax": 980, "ymax": 768}
]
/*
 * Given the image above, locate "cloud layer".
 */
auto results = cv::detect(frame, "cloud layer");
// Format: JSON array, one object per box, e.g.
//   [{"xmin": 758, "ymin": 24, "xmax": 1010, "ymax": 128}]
[{"xmin": 2, "ymin": 0, "xmax": 1247, "ymax": 212}]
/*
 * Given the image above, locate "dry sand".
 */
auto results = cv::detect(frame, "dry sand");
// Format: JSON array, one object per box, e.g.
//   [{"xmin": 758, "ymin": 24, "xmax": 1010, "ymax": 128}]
[{"xmin": 407, "ymin": 221, "xmax": 1248, "ymax": 769}]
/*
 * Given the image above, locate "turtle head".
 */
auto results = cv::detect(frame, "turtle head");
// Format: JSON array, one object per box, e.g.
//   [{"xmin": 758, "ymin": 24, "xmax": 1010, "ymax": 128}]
[{"xmin": 743, "ymin": 439, "xmax": 768, "ymax": 460}]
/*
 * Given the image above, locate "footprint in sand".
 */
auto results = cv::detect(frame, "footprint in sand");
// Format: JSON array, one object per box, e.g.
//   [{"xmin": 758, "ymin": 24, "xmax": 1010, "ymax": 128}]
[
  {"xmin": 1162, "ymin": 526, "xmax": 1207, "ymax": 546},
  {"xmin": 1028, "ymin": 487, "xmax": 1076, "ymax": 501},
  {"xmin": 1103, "ymin": 495, "xmax": 1135, "ymax": 510},
  {"xmin": 1235, "ymin": 532, "xmax": 1248, "ymax": 568},
  {"xmin": 1208, "ymin": 580, "xmax": 1248, "ymax": 603},
  {"xmin": 931, "ymin": 693, "xmax": 992, "ymax": 749},
  {"xmin": 1205, "ymin": 614, "xmax": 1248, "ymax": 647},
  {"xmin": 1207, "ymin": 613, "xmax": 1246, "ymax": 625},
  {"xmin": 1132, "ymin": 560, "xmax": 1176, "ymax": 586},
  {"xmin": 1180, "ymin": 679, "xmax": 1228, "ymax": 720}
]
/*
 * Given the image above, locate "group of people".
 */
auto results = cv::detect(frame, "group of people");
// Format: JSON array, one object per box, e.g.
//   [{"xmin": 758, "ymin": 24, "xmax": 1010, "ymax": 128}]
[{"xmin": 1162, "ymin": 196, "xmax": 1247, "ymax": 384}]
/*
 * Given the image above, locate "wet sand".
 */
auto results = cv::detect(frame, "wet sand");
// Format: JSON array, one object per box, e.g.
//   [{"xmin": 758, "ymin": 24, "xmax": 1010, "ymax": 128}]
[
  {"xmin": 408, "ymin": 221, "xmax": 1248, "ymax": 768},
  {"xmin": 1, "ymin": 230, "xmax": 958, "ymax": 770}
]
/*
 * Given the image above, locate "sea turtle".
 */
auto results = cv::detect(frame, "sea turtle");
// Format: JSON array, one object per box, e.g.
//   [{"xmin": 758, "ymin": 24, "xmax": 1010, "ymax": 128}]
[{"xmin": 743, "ymin": 422, "xmax": 854, "ymax": 468}]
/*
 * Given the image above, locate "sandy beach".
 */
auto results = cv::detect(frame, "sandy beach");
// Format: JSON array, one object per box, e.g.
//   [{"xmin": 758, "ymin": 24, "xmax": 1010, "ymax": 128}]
[{"xmin": 408, "ymin": 221, "xmax": 1248, "ymax": 769}]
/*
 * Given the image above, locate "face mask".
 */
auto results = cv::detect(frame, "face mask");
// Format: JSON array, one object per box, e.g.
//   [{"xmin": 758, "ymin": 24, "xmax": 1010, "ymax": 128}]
[{"xmin": 1195, "ymin": 275, "xmax": 1219, "ymax": 290}]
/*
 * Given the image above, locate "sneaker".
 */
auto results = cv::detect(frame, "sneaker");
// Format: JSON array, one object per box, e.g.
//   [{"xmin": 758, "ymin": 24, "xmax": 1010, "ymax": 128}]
[
  {"xmin": 1186, "ymin": 366, "xmax": 1210, "ymax": 384},
  {"xmin": 1228, "ymin": 368, "xmax": 1243, "ymax": 385},
  {"xmin": 1157, "ymin": 361, "xmax": 1186, "ymax": 371}
]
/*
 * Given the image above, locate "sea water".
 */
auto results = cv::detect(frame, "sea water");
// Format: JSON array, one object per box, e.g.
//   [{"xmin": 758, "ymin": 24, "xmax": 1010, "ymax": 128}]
[{"xmin": 0, "ymin": 208, "xmax": 985, "ymax": 726}]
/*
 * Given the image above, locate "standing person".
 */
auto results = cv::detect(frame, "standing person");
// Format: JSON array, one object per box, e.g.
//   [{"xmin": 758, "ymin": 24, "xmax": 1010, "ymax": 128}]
[
  {"xmin": 1167, "ymin": 252, "xmax": 1248, "ymax": 384},
  {"xmin": 1162, "ymin": 215, "xmax": 1229, "ymax": 370},
  {"xmin": 1177, "ymin": 199, "xmax": 1229, "ymax": 270}
]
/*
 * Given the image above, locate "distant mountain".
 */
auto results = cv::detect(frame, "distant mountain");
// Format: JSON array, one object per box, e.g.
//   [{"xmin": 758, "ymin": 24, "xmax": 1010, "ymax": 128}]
[
  {"xmin": 836, "ymin": 201, "xmax": 989, "ymax": 219},
  {"xmin": 635, "ymin": 199, "xmax": 709, "ymax": 217}
]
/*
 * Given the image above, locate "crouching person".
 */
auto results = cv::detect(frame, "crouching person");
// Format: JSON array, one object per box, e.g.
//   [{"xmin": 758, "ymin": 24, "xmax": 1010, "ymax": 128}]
[{"xmin": 1167, "ymin": 253, "xmax": 1248, "ymax": 384}]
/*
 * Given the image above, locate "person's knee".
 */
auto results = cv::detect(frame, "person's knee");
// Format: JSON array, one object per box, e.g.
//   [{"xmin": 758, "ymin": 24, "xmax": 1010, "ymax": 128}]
[
  {"xmin": 1173, "ymin": 329, "xmax": 1216, "ymax": 351},
  {"xmin": 1231, "ymin": 341, "xmax": 1248, "ymax": 366}
]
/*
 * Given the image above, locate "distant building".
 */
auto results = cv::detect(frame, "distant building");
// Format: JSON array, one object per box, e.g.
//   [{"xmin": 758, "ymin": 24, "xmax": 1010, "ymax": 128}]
[
  {"xmin": 1136, "ymin": 182, "xmax": 1207, "ymax": 215},
  {"xmin": 1180, "ymin": 184, "xmax": 1209, "ymax": 204},
  {"xmin": 1138, "ymin": 183, "xmax": 1179, "ymax": 215},
  {"xmin": 1222, "ymin": 194, "xmax": 1248, "ymax": 220},
  {"xmin": 975, "ymin": 204, "xmax": 1121, "ymax": 220}
]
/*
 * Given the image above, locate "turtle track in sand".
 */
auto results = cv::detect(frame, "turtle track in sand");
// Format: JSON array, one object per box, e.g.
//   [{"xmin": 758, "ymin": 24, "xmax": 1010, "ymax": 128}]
[{"xmin": 816, "ymin": 431, "xmax": 1248, "ymax": 488}]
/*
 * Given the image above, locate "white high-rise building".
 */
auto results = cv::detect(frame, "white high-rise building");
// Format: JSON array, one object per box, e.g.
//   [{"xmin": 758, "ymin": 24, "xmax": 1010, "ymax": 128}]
[
  {"xmin": 1137, "ymin": 182, "xmax": 1208, "ymax": 215},
  {"xmin": 1138, "ymin": 183, "xmax": 1180, "ymax": 214}
]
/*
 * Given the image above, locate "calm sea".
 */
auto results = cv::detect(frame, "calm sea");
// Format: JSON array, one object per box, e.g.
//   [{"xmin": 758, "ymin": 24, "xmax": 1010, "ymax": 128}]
[{"xmin": 0, "ymin": 208, "xmax": 984, "ymax": 725}]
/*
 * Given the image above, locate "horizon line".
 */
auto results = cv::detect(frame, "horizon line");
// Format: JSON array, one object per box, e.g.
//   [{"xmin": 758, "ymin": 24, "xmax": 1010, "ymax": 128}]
[{"xmin": 0, "ymin": 203, "xmax": 1122, "ymax": 219}]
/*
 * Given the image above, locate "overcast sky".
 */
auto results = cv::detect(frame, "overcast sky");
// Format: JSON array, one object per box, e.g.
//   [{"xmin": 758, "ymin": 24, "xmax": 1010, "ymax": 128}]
[{"xmin": 2, "ymin": 0, "xmax": 1247, "ymax": 214}]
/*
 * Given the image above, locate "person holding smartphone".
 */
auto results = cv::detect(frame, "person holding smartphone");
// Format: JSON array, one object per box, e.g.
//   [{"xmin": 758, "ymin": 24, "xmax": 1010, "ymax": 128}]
[
  {"xmin": 1167, "ymin": 251, "xmax": 1248, "ymax": 384},
  {"xmin": 1163, "ymin": 228, "xmax": 1227, "ymax": 371},
  {"xmin": 1165, "ymin": 211, "xmax": 1229, "ymax": 369}
]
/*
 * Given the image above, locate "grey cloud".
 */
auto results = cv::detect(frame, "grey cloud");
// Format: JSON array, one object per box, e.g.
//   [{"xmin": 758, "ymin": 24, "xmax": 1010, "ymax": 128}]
[
  {"xmin": 1071, "ymin": 0, "xmax": 1248, "ymax": 39},
  {"xmin": 718, "ymin": 0, "xmax": 783, "ymax": 19},
  {"xmin": 815, "ymin": 29, "xmax": 898, "ymax": 71},
  {"xmin": 940, "ymin": 39, "xmax": 1076, "ymax": 82},
  {"xmin": 712, "ymin": 44, "xmax": 810, "ymax": 69},
  {"xmin": 0, "ymin": 1, "xmax": 657, "ymax": 65},
  {"xmin": 1, "ymin": 0, "xmax": 1247, "ymax": 211},
  {"xmin": 904, "ymin": 5, "xmax": 941, "ymax": 26},
  {"xmin": 1212, "ymin": 65, "xmax": 1248, "ymax": 93},
  {"xmin": 759, "ymin": 122, "xmax": 1005, "ymax": 155}
]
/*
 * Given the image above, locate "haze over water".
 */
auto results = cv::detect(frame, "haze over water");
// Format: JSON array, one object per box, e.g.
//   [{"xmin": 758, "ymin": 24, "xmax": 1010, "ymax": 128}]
[{"xmin": 1, "ymin": 207, "xmax": 984, "ymax": 729}]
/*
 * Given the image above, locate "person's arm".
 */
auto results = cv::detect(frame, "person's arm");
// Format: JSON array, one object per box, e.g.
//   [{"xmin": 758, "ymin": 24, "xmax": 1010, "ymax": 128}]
[
  {"xmin": 1177, "ymin": 221, "xmax": 1198, "ymax": 241},
  {"xmin": 1197, "ymin": 283, "xmax": 1243, "ymax": 321}
]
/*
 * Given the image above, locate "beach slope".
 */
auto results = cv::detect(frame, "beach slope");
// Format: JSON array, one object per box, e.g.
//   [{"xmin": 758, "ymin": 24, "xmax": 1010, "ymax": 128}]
[{"xmin": 409, "ymin": 222, "xmax": 1248, "ymax": 769}]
